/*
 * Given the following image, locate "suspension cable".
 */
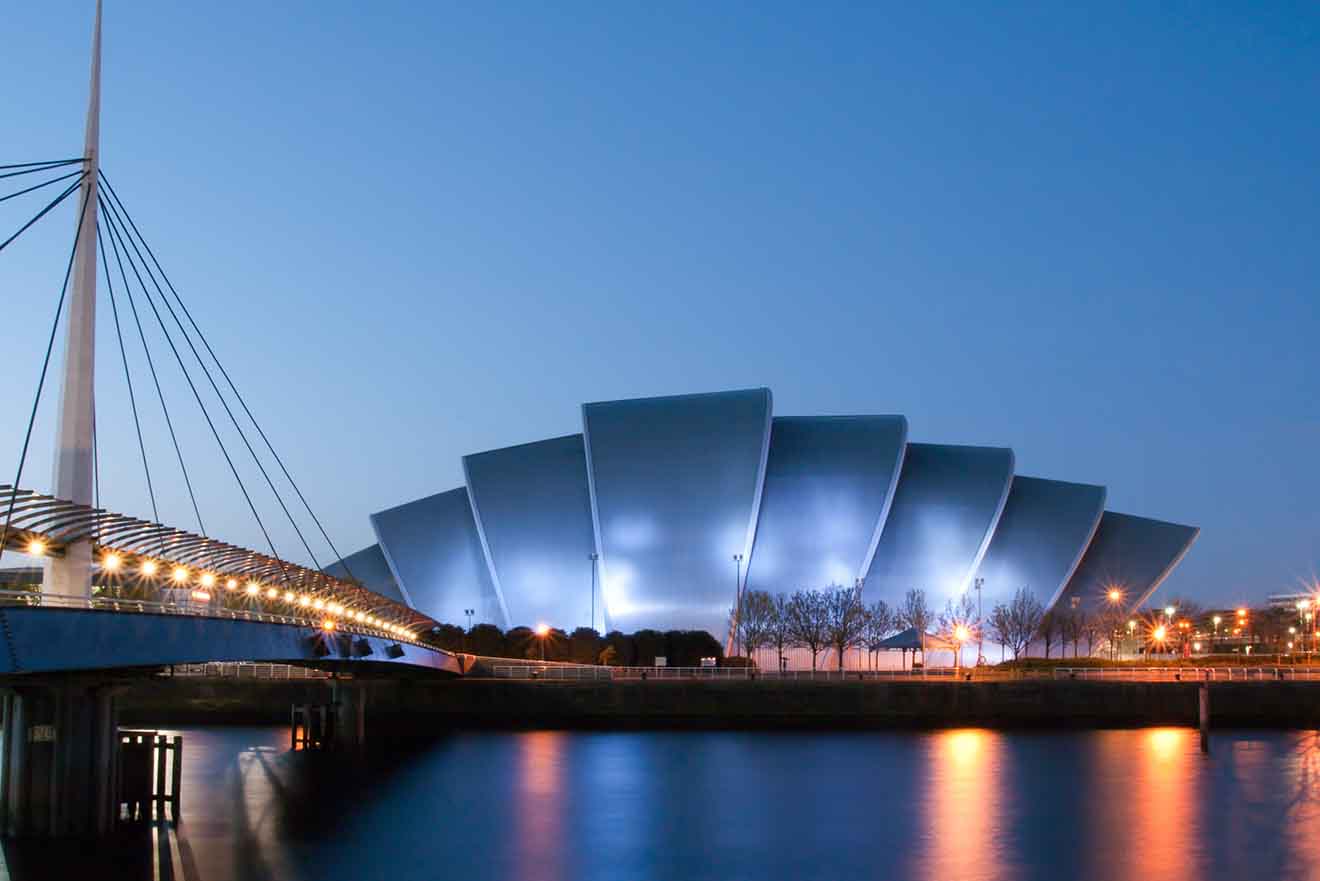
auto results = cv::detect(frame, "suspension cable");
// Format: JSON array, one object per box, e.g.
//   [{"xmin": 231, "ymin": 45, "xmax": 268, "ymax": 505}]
[
  {"xmin": 0, "ymin": 158, "xmax": 86, "ymax": 173},
  {"xmin": 99, "ymin": 193, "xmax": 290, "ymax": 577},
  {"xmin": 96, "ymin": 221, "xmax": 160, "ymax": 524},
  {"xmin": 0, "ymin": 179, "xmax": 93, "ymax": 567},
  {"xmin": 0, "ymin": 159, "xmax": 86, "ymax": 182},
  {"xmin": 99, "ymin": 195, "xmax": 204, "ymax": 539},
  {"xmin": 98, "ymin": 177, "xmax": 326, "ymax": 573},
  {"xmin": 99, "ymin": 171, "xmax": 354, "ymax": 578},
  {"xmin": 0, "ymin": 169, "xmax": 85, "ymax": 205},
  {"xmin": 0, "ymin": 173, "xmax": 85, "ymax": 255}
]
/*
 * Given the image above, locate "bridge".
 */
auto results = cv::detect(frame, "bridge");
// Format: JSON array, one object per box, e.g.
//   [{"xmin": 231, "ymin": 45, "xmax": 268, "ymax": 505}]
[{"xmin": 0, "ymin": 3, "xmax": 488, "ymax": 836}]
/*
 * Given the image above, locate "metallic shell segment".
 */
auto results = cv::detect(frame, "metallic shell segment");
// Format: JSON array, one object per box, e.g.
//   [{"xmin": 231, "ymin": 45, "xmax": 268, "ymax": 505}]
[
  {"xmin": 370, "ymin": 488, "xmax": 507, "ymax": 628},
  {"xmin": 973, "ymin": 476, "xmax": 1106, "ymax": 613},
  {"xmin": 582, "ymin": 388, "xmax": 773, "ymax": 637},
  {"xmin": 864, "ymin": 443, "xmax": 1014, "ymax": 609},
  {"xmin": 463, "ymin": 434, "xmax": 597, "ymax": 631},
  {"xmin": 1055, "ymin": 511, "xmax": 1200, "ymax": 614},
  {"xmin": 746, "ymin": 415, "xmax": 907, "ymax": 594},
  {"xmin": 322, "ymin": 543, "xmax": 406, "ymax": 606}
]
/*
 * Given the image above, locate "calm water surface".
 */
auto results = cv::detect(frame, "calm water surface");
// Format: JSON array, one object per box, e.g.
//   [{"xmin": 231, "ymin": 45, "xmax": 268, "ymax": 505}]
[{"xmin": 6, "ymin": 726, "xmax": 1320, "ymax": 881}]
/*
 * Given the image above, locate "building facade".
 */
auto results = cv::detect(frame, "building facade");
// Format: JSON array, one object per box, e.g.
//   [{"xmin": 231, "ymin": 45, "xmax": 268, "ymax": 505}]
[{"xmin": 330, "ymin": 388, "xmax": 1199, "ymax": 643}]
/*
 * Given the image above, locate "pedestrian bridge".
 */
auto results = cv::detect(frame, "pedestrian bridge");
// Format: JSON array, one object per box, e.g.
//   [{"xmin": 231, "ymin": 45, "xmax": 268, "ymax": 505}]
[{"xmin": 0, "ymin": 591, "xmax": 468, "ymax": 676}]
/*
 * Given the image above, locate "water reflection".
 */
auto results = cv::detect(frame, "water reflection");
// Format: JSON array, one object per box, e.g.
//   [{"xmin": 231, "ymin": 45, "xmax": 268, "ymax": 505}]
[
  {"xmin": 920, "ymin": 729, "xmax": 1007, "ymax": 881},
  {"xmin": 2, "ymin": 726, "xmax": 1320, "ymax": 881}
]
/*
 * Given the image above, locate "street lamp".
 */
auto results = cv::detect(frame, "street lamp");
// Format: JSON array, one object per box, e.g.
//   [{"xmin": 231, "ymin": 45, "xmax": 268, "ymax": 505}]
[
  {"xmin": 954, "ymin": 625, "xmax": 970, "ymax": 670},
  {"xmin": 1106, "ymin": 588, "xmax": 1123, "ymax": 659},
  {"xmin": 589, "ymin": 552, "xmax": 599, "ymax": 633},
  {"xmin": 855, "ymin": 576, "xmax": 866, "ymax": 670},
  {"xmin": 535, "ymin": 622, "xmax": 550, "ymax": 661},
  {"xmin": 732, "ymin": 553, "xmax": 744, "ymax": 656},
  {"xmin": 973, "ymin": 577, "xmax": 985, "ymax": 665},
  {"xmin": 1127, "ymin": 619, "xmax": 1136, "ymax": 659}
]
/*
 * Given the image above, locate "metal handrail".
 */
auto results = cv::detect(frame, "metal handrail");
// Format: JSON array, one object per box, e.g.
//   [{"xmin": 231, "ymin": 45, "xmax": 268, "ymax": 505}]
[
  {"xmin": 1052, "ymin": 666, "xmax": 1320, "ymax": 681},
  {"xmin": 0, "ymin": 588, "xmax": 426, "ymax": 648}
]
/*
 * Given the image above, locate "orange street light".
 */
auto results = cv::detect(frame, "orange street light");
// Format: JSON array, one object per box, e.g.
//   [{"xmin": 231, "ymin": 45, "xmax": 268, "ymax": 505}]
[
  {"xmin": 1107, "ymin": 588, "xmax": 1122, "ymax": 604},
  {"xmin": 534, "ymin": 622, "xmax": 550, "ymax": 660}
]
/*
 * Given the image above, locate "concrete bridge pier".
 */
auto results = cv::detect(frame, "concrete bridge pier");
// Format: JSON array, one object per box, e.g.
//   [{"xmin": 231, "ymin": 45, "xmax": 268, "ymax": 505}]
[
  {"xmin": 0, "ymin": 679, "xmax": 120, "ymax": 837},
  {"xmin": 332, "ymin": 679, "xmax": 368, "ymax": 754}
]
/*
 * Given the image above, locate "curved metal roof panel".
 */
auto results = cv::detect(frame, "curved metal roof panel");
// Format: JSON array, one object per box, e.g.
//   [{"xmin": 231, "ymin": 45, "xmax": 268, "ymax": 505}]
[
  {"xmin": 746, "ymin": 415, "xmax": 907, "ymax": 594},
  {"xmin": 370, "ymin": 488, "xmax": 507, "ymax": 628},
  {"xmin": 973, "ymin": 476, "xmax": 1106, "ymax": 613},
  {"xmin": 1054, "ymin": 510, "xmax": 1200, "ymax": 614},
  {"xmin": 463, "ymin": 434, "xmax": 597, "ymax": 632},
  {"xmin": 864, "ymin": 442, "xmax": 1014, "ymax": 610},
  {"xmin": 582, "ymin": 388, "xmax": 773, "ymax": 638}
]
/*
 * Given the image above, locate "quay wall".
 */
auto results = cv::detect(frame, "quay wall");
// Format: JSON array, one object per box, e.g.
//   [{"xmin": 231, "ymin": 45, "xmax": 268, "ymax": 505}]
[{"xmin": 121, "ymin": 678, "xmax": 1320, "ymax": 730}]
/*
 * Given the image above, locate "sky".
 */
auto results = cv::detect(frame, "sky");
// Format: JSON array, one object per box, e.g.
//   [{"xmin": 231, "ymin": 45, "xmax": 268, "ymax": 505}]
[{"xmin": 1, "ymin": 1, "xmax": 1316, "ymax": 607}]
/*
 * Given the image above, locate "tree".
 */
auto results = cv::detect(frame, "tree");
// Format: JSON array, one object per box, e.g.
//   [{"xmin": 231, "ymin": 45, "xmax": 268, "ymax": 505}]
[
  {"xmin": 990, "ymin": 588, "xmax": 1043, "ymax": 660},
  {"xmin": 1037, "ymin": 610, "xmax": 1062, "ymax": 659},
  {"xmin": 605, "ymin": 630, "xmax": 635, "ymax": 666},
  {"xmin": 568, "ymin": 627, "xmax": 603, "ymax": 664},
  {"xmin": 786, "ymin": 589, "xmax": 831, "ymax": 671},
  {"xmin": 731, "ymin": 589, "xmax": 775, "ymax": 667},
  {"xmin": 864, "ymin": 600, "xmax": 896, "ymax": 669},
  {"xmin": 823, "ymin": 585, "xmax": 868, "ymax": 670},
  {"xmin": 1080, "ymin": 612, "xmax": 1103, "ymax": 658},
  {"xmin": 467, "ymin": 623, "xmax": 505, "ymax": 657},
  {"xmin": 432, "ymin": 623, "xmax": 465, "ymax": 651},
  {"xmin": 767, "ymin": 593, "xmax": 793, "ymax": 672},
  {"xmin": 1061, "ymin": 610, "xmax": 1083, "ymax": 658},
  {"xmin": 898, "ymin": 588, "xmax": 932, "ymax": 634},
  {"xmin": 633, "ymin": 629, "xmax": 666, "ymax": 666}
]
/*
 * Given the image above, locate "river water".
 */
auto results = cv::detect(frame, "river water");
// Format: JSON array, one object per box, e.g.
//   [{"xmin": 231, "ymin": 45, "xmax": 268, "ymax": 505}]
[{"xmin": 4, "ymin": 725, "xmax": 1320, "ymax": 880}]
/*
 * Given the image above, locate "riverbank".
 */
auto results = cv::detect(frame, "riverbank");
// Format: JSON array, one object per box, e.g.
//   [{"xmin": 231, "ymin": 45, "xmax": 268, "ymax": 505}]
[{"xmin": 120, "ymin": 677, "xmax": 1320, "ymax": 730}]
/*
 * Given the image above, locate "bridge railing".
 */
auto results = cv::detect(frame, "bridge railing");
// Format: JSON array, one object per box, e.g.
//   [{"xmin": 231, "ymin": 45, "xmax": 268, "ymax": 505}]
[
  {"xmin": 167, "ymin": 662, "xmax": 332, "ymax": 680},
  {"xmin": 0, "ymin": 588, "xmax": 425, "ymax": 648}
]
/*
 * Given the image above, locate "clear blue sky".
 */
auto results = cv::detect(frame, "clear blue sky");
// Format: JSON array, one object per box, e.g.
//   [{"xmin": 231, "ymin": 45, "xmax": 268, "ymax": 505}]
[{"xmin": 2, "ymin": 1, "xmax": 1316, "ymax": 607}]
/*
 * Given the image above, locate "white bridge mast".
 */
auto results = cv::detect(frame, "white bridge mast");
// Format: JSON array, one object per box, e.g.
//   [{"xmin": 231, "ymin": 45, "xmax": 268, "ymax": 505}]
[{"xmin": 44, "ymin": 0, "xmax": 102, "ymax": 597}]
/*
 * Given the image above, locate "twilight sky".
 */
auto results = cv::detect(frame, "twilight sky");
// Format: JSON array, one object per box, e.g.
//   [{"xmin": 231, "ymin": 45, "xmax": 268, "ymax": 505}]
[{"xmin": 1, "ymin": 1, "xmax": 1316, "ymax": 607}]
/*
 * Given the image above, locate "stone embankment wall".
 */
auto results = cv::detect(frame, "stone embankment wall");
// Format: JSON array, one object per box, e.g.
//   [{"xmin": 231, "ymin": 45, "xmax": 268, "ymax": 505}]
[{"xmin": 122, "ymin": 678, "xmax": 1320, "ymax": 730}]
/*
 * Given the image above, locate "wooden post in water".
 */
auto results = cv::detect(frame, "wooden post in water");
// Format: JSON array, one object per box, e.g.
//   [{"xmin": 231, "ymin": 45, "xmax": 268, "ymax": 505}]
[{"xmin": 1199, "ymin": 680, "xmax": 1211, "ymax": 754}]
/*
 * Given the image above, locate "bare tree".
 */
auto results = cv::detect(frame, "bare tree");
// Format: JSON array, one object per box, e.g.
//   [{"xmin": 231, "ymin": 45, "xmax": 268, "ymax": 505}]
[
  {"xmin": 1061, "ymin": 609, "xmax": 1083, "ymax": 657},
  {"xmin": 729, "ymin": 589, "xmax": 775, "ymax": 666},
  {"xmin": 823, "ymin": 585, "xmax": 868, "ymax": 671},
  {"xmin": 1037, "ymin": 609, "xmax": 1062, "ymax": 659},
  {"xmin": 864, "ymin": 600, "xmax": 896, "ymax": 669},
  {"xmin": 937, "ymin": 592, "xmax": 978, "ymax": 667},
  {"xmin": 898, "ymin": 588, "xmax": 932, "ymax": 634},
  {"xmin": 1081, "ymin": 611, "xmax": 1104, "ymax": 657},
  {"xmin": 766, "ymin": 592, "xmax": 793, "ymax": 672},
  {"xmin": 787, "ymin": 589, "xmax": 831, "ymax": 671},
  {"xmin": 990, "ymin": 587, "xmax": 1044, "ymax": 660}
]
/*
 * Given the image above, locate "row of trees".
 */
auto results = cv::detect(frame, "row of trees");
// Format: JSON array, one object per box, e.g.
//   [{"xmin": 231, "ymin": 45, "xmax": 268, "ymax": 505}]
[
  {"xmin": 730, "ymin": 584, "xmax": 1104, "ymax": 668},
  {"xmin": 430, "ymin": 623, "xmax": 723, "ymax": 667}
]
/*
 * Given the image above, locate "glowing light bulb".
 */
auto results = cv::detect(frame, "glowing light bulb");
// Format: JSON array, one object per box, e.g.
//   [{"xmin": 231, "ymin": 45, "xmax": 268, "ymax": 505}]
[
  {"xmin": 225, "ymin": 578, "xmax": 238, "ymax": 591},
  {"xmin": 322, "ymin": 619, "xmax": 336, "ymax": 631},
  {"xmin": 284, "ymin": 591, "xmax": 295, "ymax": 603},
  {"xmin": 141, "ymin": 560, "xmax": 158, "ymax": 576},
  {"xmin": 299, "ymin": 595, "xmax": 311, "ymax": 607},
  {"xmin": 26, "ymin": 540, "xmax": 46, "ymax": 556},
  {"xmin": 245, "ymin": 582, "xmax": 260, "ymax": 596},
  {"xmin": 312, "ymin": 599, "xmax": 325, "ymax": 610},
  {"xmin": 200, "ymin": 572, "xmax": 216, "ymax": 588},
  {"xmin": 172, "ymin": 567, "xmax": 189, "ymax": 584},
  {"xmin": 101, "ymin": 552, "xmax": 121, "ymax": 571}
]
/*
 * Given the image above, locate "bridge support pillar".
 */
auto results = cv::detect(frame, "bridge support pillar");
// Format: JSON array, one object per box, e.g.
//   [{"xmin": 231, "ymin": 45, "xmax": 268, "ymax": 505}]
[
  {"xmin": 0, "ymin": 680, "xmax": 120, "ymax": 837},
  {"xmin": 332, "ymin": 680, "xmax": 367, "ymax": 754}
]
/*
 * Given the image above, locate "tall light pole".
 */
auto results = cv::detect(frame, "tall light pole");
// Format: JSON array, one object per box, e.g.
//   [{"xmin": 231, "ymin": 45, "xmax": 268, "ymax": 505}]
[
  {"xmin": 973, "ymin": 577, "xmax": 984, "ymax": 665},
  {"xmin": 589, "ymin": 552, "xmax": 599, "ymax": 633},
  {"xmin": 855, "ymin": 577, "xmax": 866, "ymax": 670},
  {"xmin": 732, "ymin": 553, "xmax": 744, "ymax": 656}
]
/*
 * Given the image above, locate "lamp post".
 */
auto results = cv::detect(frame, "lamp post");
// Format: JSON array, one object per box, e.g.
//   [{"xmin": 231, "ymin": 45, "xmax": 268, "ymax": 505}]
[
  {"xmin": 463, "ymin": 607, "xmax": 475, "ymax": 651},
  {"xmin": 855, "ymin": 576, "xmax": 866, "ymax": 670},
  {"xmin": 732, "ymin": 553, "xmax": 744, "ymax": 656},
  {"xmin": 973, "ymin": 577, "xmax": 984, "ymax": 666},
  {"xmin": 1106, "ymin": 588, "xmax": 1123, "ymax": 659},
  {"xmin": 535, "ymin": 622, "xmax": 550, "ymax": 661},
  {"xmin": 589, "ymin": 552, "xmax": 599, "ymax": 633},
  {"xmin": 1212, "ymin": 615, "xmax": 1221, "ymax": 652},
  {"xmin": 1127, "ymin": 620, "xmax": 1136, "ymax": 660}
]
